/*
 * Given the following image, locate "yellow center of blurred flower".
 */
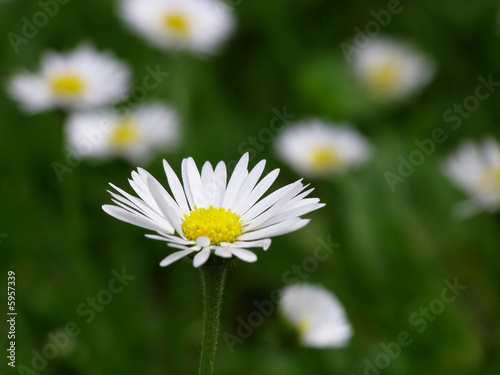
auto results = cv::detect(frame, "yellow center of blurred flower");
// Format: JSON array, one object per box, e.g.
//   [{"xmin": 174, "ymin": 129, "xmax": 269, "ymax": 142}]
[
  {"xmin": 366, "ymin": 61, "xmax": 399, "ymax": 92},
  {"xmin": 310, "ymin": 147, "xmax": 344, "ymax": 172},
  {"xmin": 182, "ymin": 205, "xmax": 242, "ymax": 245},
  {"xmin": 163, "ymin": 13, "xmax": 190, "ymax": 35},
  {"xmin": 50, "ymin": 74, "xmax": 85, "ymax": 97},
  {"xmin": 298, "ymin": 317, "xmax": 311, "ymax": 334},
  {"xmin": 110, "ymin": 120, "xmax": 139, "ymax": 149}
]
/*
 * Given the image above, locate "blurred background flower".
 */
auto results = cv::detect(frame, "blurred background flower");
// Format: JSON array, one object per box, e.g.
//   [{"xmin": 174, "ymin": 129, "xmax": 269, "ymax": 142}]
[
  {"xmin": 65, "ymin": 102, "xmax": 179, "ymax": 163},
  {"xmin": 352, "ymin": 36, "xmax": 435, "ymax": 100},
  {"xmin": 7, "ymin": 45, "xmax": 131, "ymax": 113},
  {"xmin": 119, "ymin": 0, "xmax": 235, "ymax": 54},
  {"xmin": 279, "ymin": 283, "xmax": 353, "ymax": 348},
  {"xmin": 274, "ymin": 119, "xmax": 372, "ymax": 177},
  {"xmin": 443, "ymin": 137, "xmax": 500, "ymax": 218}
]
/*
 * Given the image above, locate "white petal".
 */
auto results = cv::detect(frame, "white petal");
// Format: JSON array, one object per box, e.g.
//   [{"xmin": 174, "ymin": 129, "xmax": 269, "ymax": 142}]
[
  {"xmin": 163, "ymin": 159, "xmax": 190, "ymax": 213},
  {"xmin": 181, "ymin": 158, "xmax": 196, "ymax": 210},
  {"xmin": 214, "ymin": 247, "xmax": 233, "ymax": 258},
  {"xmin": 186, "ymin": 157, "xmax": 208, "ymax": 207},
  {"xmin": 230, "ymin": 248, "xmax": 258, "ymax": 262},
  {"xmin": 147, "ymin": 177, "xmax": 184, "ymax": 235},
  {"xmin": 239, "ymin": 218, "xmax": 304, "ymax": 241},
  {"xmin": 193, "ymin": 248, "xmax": 212, "ymax": 268},
  {"xmin": 160, "ymin": 249, "xmax": 195, "ymax": 267},
  {"xmin": 240, "ymin": 180, "xmax": 302, "ymax": 222},
  {"xmin": 213, "ymin": 161, "xmax": 227, "ymax": 207},
  {"xmin": 196, "ymin": 236, "xmax": 211, "ymax": 247},
  {"xmin": 222, "ymin": 153, "xmax": 249, "ymax": 208},
  {"xmin": 235, "ymin": 168, "xmax": 280, "ymax": 215},
  {"xmin": 102, "ymin": 205, "xmax": 169, "ymax": 233},
  {"xmin": 230, "ymin": 159, "xmax": 266, "ymax": 212},
  {"xmin": 230, "ymin": 239, "xmax": 272, "ymax": 251}
]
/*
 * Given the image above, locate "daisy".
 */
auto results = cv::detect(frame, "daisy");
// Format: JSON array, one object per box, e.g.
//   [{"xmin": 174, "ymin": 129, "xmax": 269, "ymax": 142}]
[
  {"xmin": 65, "ymin": 102, "xmax": 179, "ymax": 163},
  {"xmin": 279, "ymin": 283, "xmax": 353, "ymax": 348},
  {"xmin": 274, "ymin": 119, "xmax": 372, "ymax": 177},
  {"xmin": 443, "ymin": 137, "xmax": 500, "ymax": 217},
  {"xmin": 102, "ymin": 153, "xmax": 324, "ymax": 267},
  {"xmin": 119, "ymin": 0, "xmax": 235, "ymax": 54},
  {"xmin": 7, "ymin": 45, "xmax": 131, "ymax": 114},
  {"xmin": 353, "ymin": 36, "xmax": 435, "ymax": 100}
]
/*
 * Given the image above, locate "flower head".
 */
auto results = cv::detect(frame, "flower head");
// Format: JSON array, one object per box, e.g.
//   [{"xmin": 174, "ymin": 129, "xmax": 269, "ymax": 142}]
[
  {"xmin": 65, "ymin": 102, "xmax": 179, "ymax": 163},
  {"xmin": 7, "ymin": 45, "xmax": 131, "ymax": 114},
  {"xmin": 443, "ymin": 137, "xmax": 500, "ymax": 217},
  {"xmin": 103, "ymin": 154, "xmax": 324, "ymax": 267},
  {"xmin": 120, "ymin": 0, "xmax": 235, "ymax": 54},
  {"xmin": 279, "ymin": 283, "xmax": 353, "ymax": 348},
  {"xmin": 275, "ymin": 119, "xmax": 372, "ymax": 177},
  {"xmin": 353, "ymin": 37, "xmax": 435, "ymax": 99}
]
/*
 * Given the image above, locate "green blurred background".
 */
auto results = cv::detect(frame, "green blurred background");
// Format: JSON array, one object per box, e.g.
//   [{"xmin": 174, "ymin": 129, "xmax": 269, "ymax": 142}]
[{"xmin": 1, "ymin": 0, "xmax": 500, "ymax": 374}]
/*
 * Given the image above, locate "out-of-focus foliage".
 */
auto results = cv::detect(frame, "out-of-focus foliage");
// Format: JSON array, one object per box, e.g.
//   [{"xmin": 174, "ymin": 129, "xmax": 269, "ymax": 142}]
[{"xmin": 0, "ymin": 0, "xmax": 499, "ymax": 374}]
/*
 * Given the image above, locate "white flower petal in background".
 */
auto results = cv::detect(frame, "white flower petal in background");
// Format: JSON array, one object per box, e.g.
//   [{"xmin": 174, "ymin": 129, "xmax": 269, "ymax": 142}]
[
  {"xmin": 275, "ymin": 119, "xmax": 372, "ymax": 177},
  {"xmin": 120, "ymin": 0, "xmax": 235, "ymax": 54},
  {"xmin": 7, "ymin": 45, "xmax": 131, "ymax": 113},
  {"xmin": 103, "ymin": 153, "xmax": 324, "ymax": 267},
  {"xmin": 443, "ymin": 137, "xmax": 500, "ymax": 217},
  {"xmin": 353, "ymin": 36, "xmax": 435, "ymax": 100},
  {"xmin": 65, "ymin": 102, "xmax": 179, "ymax": 163},
  {"xmin": 279, "ymin": 283, "xmax": 353, "ymax": 348}
]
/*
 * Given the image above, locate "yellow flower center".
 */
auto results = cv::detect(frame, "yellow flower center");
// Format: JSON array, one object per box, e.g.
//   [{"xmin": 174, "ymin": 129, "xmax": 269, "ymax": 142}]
[
  {"xmin": 50, "ymin": 74, "xmax": 85, "ymax": 97},
  {"xmin": 110, "ymin": 120, "xmax": 140, "ymax": 149},
  {"xmin": 298, "ymin": 317, "xmax": 311, "ymax": 334},
  {"xmin": 310, "ymin": 147, "xmax": 344, "ymax": 172},
  {"xmin": 163, "ymin": 12, "xmax": 190, "ymax": 35},
  {"xmin": 182, "ymin": 205, "xmax": 242, "ymax": 245},
  {"xmin": 366, "ymin": 61, "xmax": 399, "ymax": 92}
]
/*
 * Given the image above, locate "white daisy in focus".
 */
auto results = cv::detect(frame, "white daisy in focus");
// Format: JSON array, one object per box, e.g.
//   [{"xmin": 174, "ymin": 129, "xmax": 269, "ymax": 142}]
[
  {"xmin": 65, "ymin": 102, "xmax": 179, "ymax": 164},
  {"xmin": 443, "ymin": 137, "xmax": 500, "ymax": 218},
  {"xmin": 120, "ymin": 0, "xmax": 234, "ymax": 54},
  {"xmin": 353, "ymin": 37, "xmax": 435, "ymax": 100},
  {"xmin": 7, "ymin": 45, "xmax": 131, "ymax": 114},
  {"xmin": 103, "ymin": 153, "xmax": 324, "ymax": 267},
  {"xmin": 274, "ymin": 119, "xmax": 372, "ymax": 177},
  {"xmin": 279, "ymin": 283, "xmax": 353, "ymax": 348}
]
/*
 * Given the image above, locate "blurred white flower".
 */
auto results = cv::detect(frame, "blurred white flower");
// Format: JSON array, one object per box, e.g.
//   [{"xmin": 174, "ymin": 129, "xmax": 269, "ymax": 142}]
[
  {"xmin": 7, "ymin": 45, "xmax": 131, "ymax": 114},
  {"xmin": 274, "ymin": 119, "xmax": 372, "ymax": 177},
  {"xmin": 353, "ymin": 37, "xmax": 435, "ymax": 100},
  {"xmin": 279, "ymin": 283, "xmax": 353, "ymax": 348},
  {"xmin": 103, "ymin": 153, "xmax": 323, "ymax": 267},
  {"xmin": 65, "ymin": 102, "xmax": 179, "ymax": 163},
  {"xmin": 444, "ymin": 137, "xmax": 500, "ymax": 217},
  {"xmin": 120, "ymin": 0, "xmax": 235, "ymax": 54}
]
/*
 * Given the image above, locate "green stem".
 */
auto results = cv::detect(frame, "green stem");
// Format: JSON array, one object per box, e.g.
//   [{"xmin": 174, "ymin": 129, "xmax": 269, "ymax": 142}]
[{"xmin": 198, "ymin": 263, "xmax": 228, "ymax": 375}]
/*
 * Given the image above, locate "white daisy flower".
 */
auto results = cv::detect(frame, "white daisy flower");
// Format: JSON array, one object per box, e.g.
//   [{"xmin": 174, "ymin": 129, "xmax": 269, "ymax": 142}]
[
  {"xmin": 7, "ymin": 45, "xmax": 131, "ymax": 114},
  {"xmin": 279, "ymin": 283, "xmax": 353, "ymax": 348},
  {"xmin": 443, "ymin": 137, "xmax": 500, "ymax": 217},
  {"xmin": 353, "ymin": 36, "xmax": 435, "ymax": 99},
  {"xmin": 119, "ymin": 0, "xmax": 235, "ymax": 54},
  {"xmin": 103, "ymin": 153, "xmax": 324, "ymax": 267},
  {"xmin": 274, "ymin": 119, "xmax": 372, "ymax": 177},
  {"xmin": 65, "ymin": 102, "xmax": 179, "ymax": 164}
]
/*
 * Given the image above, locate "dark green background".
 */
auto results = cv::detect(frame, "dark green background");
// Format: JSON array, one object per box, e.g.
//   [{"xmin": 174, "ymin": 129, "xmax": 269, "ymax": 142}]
[{"xmin": 1, "ymin": 0, "xmax": 499, "ymax": 374}]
